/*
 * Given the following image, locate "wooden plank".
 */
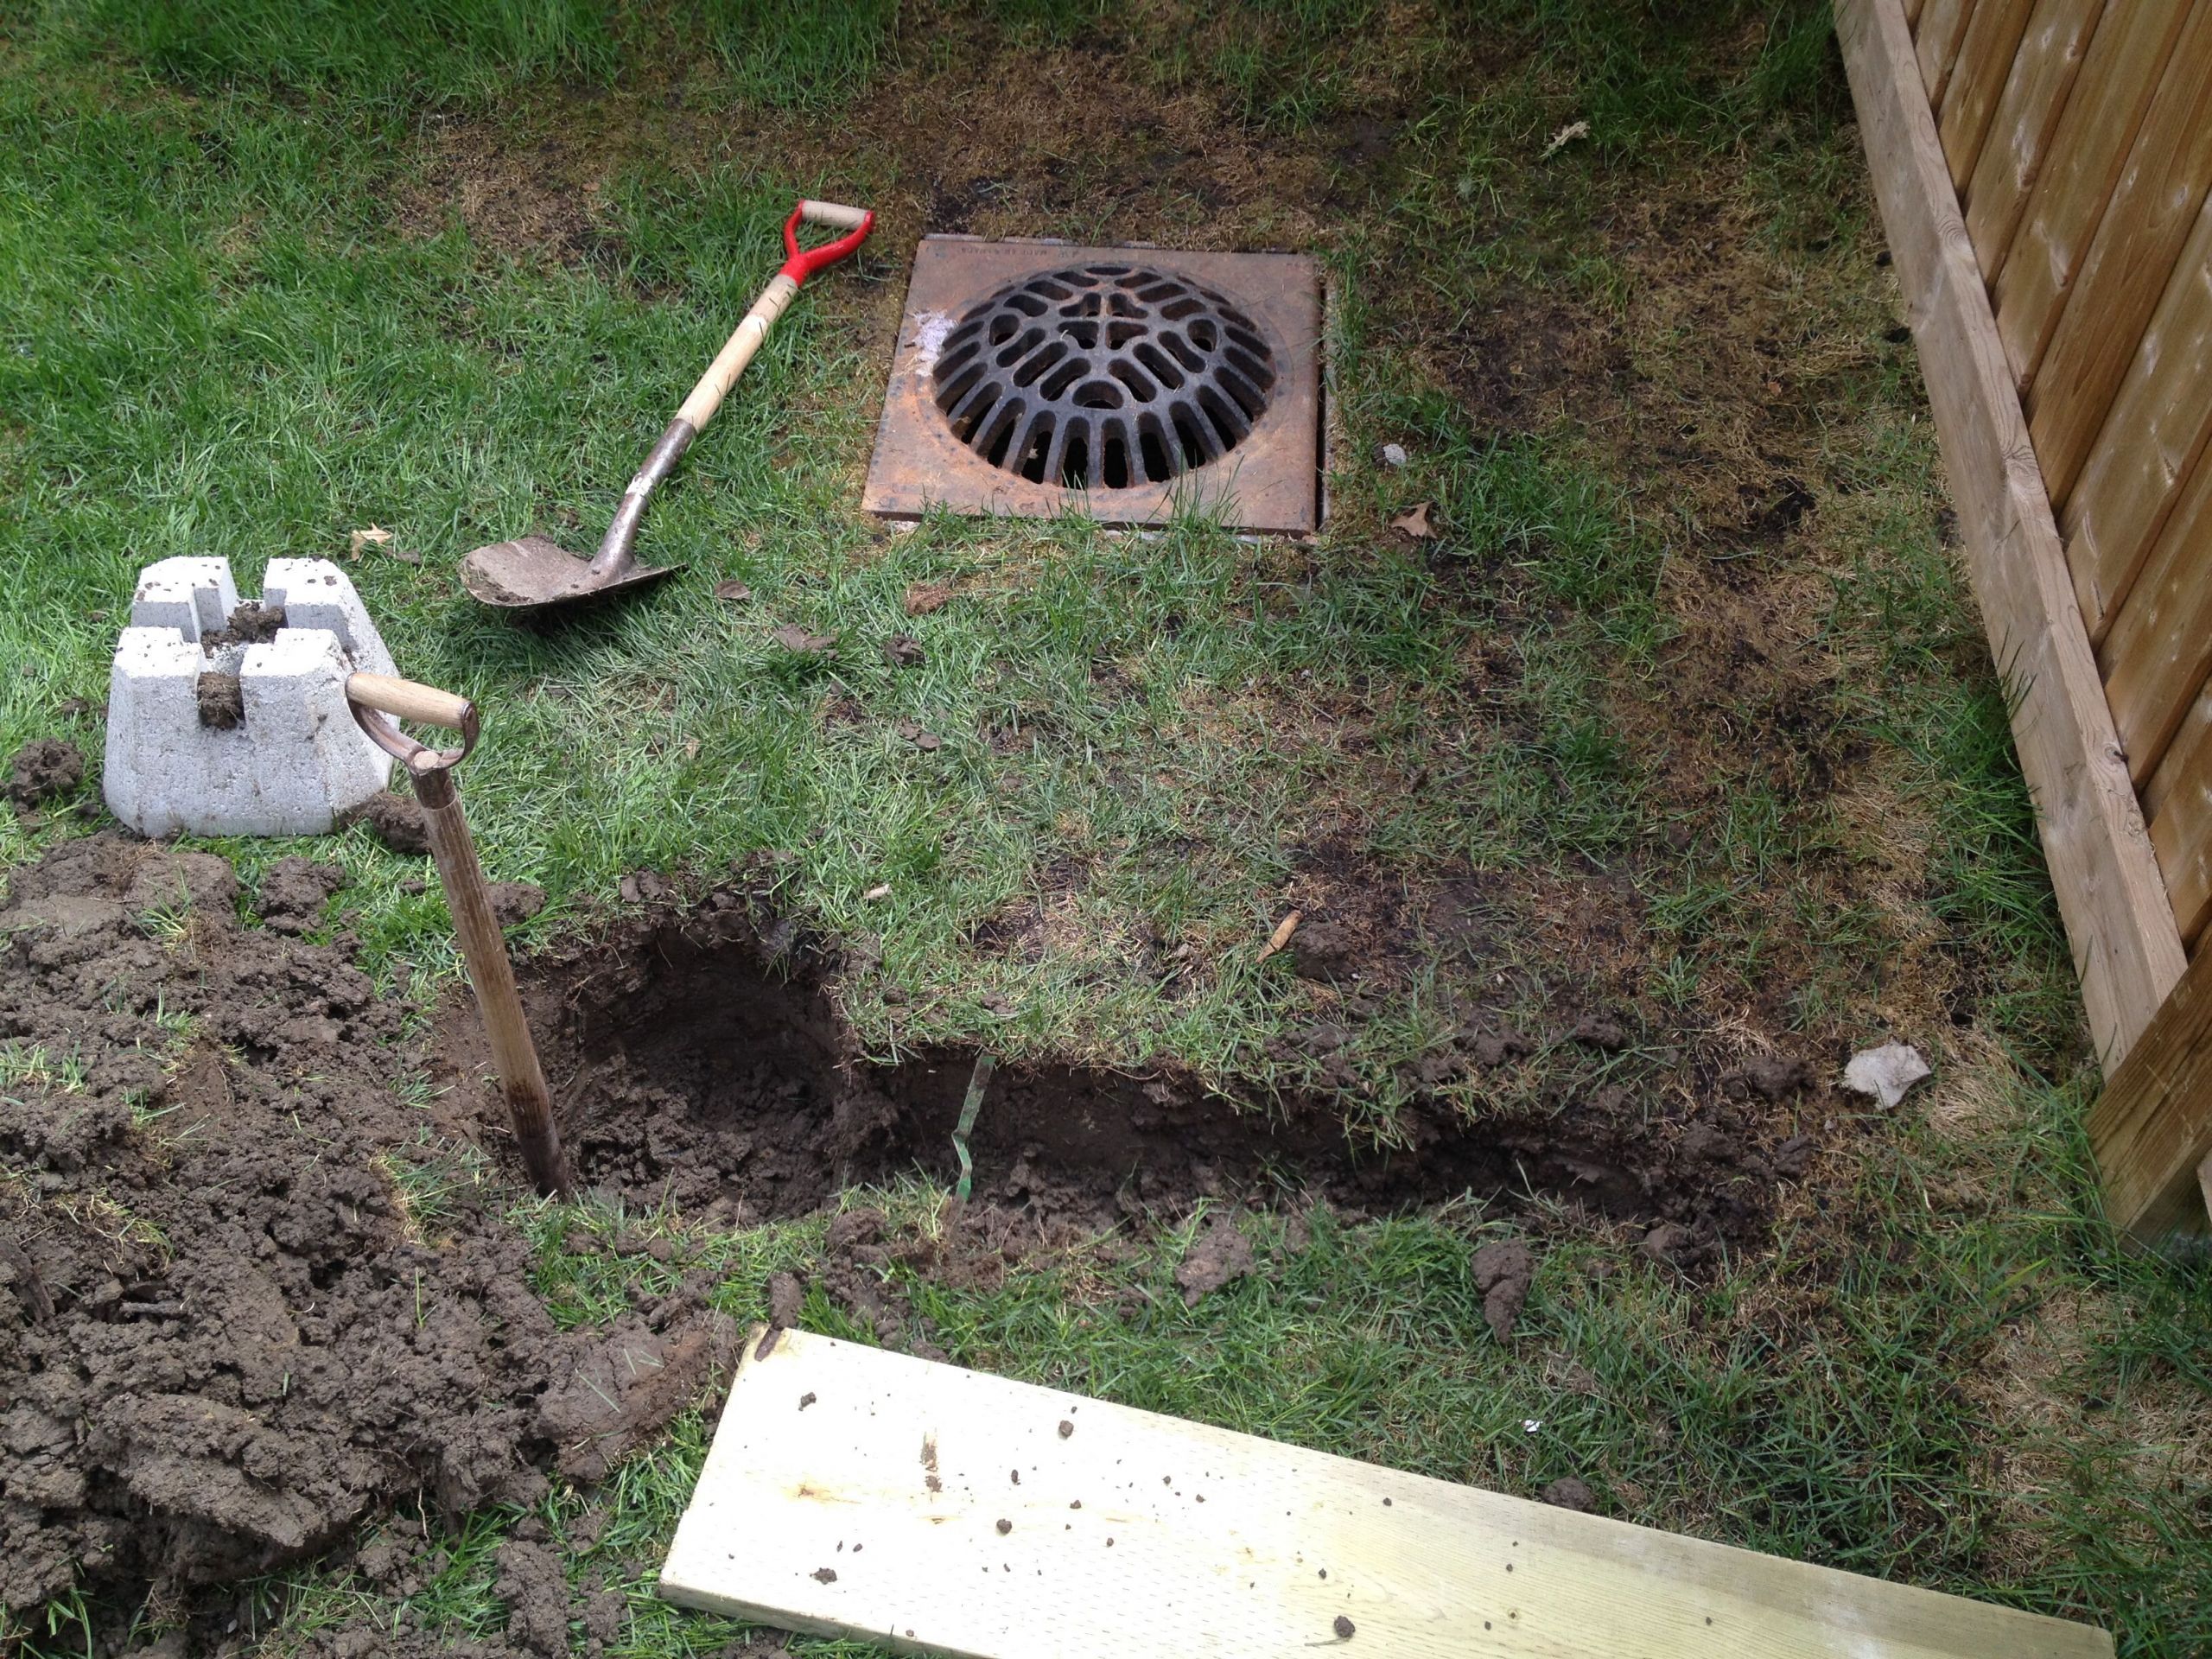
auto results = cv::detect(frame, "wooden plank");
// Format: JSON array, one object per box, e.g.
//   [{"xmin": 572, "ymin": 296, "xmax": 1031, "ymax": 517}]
[
  {"xmin": 660, "ymin": 1327, "xmax": 2115, "ymax": 1658},
  {"xmin": 1838, "ymin": 0, "xmax": 2189, "ymax": 1066},
  {"xmin": 2145, "ymin": 683, "xmax": 2212, "ymax": 945},
  {"xmin": 2057, "ymin": 193, "xmax": 2212, "ymax": 644},
  {"xmin": 1917, "ymin": 0, "xmax": 1980, "ymax": 105},
  {"xmin": 1909, "ymin": 0, "xmax": 1928, "ymax": 27},
  {"xmin": 2095, "ymin": 389, "xmax": 2212, "ymax": 786},
  {"xmin": 2088, "ymin": 910, "xmax": 2212, "ymax": 1236},
  {"xmin": 1990, "ymin": 0, "xmax": 2192, "ymax": 397},
  {"xmin": 1940, "ymin": 0, "xmax": 2037, "ymax": 191},
  {"xmin": 2030, "ymin": 5, "xmax": 2212, "ymax": 507},
  {"xmin": 1964, "ymin": 0, "xmax": 2107, "ymax": 283}
]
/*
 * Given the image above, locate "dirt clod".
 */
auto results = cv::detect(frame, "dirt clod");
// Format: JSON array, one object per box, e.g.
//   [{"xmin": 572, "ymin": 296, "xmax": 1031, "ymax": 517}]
[
  {"xmin": 488, "ymin": 881, "xmax": 547, "ymax": 927},
  {"xmin": 1335, "ymin": 1615, "xmax": 1357, "ymax": 1638},
  {"xmin": 768, "ymin": 1271, "xmax": 806, "ymax": 1328},
  {"xmin": 257, "ymin": 855, "xmax": 348, "ymax": 934},
  {"xmin": 195, "ymin": 671, "xmax": 245, "ymax": 729},
  {"xmin": 1471, "ymin": 1239, "xmax": 1536, "ymax": 1340},
  {"xmin": 1540, "ymin": 1476, "xmax": 1595, "ymax": 1511},
  {"xmin": 812, "ymin": 1567, "xmax": 838, "ymax": 1583},
  {"xmin": 203, "ymin": 601, "xmax": 287, "ymax": 648},
  {"xmin": 1286, "ymin": 919, "xmax": 1359, "ymax": 982},
  {"xmin": 1058, "ymin": 1420, "xmax": 1074, "ymax": 1439},
  {"xmin": 353, "ymin": 791, "xmax": 430, "ymax": 855},
  {"xmin": 996, "ymin": 1517, "xmax": 1012, "ymax": 1534},
  {"xmin": 7, "ymin": 738, "xmax": 84, "ymax": 806},
  {"xmin": 493, "ymin": 1538, "xmax": 570, "ymax": 1657},
  {"xmin": 1723, "ymin": 1053, "xmax": 1810, "ymax": 1102},
  {"xmin": 1175, "ymin": 1213, "xmax": 1255, "ymax": 1306},
  {"xmin": 884, "ymin": 634, "xmax": 926, "ymax": 668}
]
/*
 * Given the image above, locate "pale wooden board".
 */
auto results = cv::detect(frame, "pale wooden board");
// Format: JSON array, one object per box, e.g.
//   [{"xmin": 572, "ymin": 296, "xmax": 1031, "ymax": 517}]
[
  {"xmin": 1962, "ymin": 0, "xmax": 2107, "ymax": 283},
  {"xmin": 2090, "ymin": 906, "xmax": 2212, "ymax": 1236},
  {"xmin": 1837, "ymin": 0, "xmax": 2187, "ymax": 1067},
  {"xmin": 1989, "ymin": 0, "xmax": 2190, "ymax": 397},
  {"xmin": 2101, "ymin": 432, "xmax": 2212, "ymax": 787},
  {"xmin": 2029, "ymin": 3, "xmax": 2212, "ymax": 509},
  {"xmin": 1938, "ymin": 0, "xmax": 2034, "ymax": 189},
  {"xmin": 2057, "ymin": 190, "xmax": 2212, "ymax": 643},
  {"xmin": 661, "ymin": 1328, "xmax": 2113, "ymax": 1658}
]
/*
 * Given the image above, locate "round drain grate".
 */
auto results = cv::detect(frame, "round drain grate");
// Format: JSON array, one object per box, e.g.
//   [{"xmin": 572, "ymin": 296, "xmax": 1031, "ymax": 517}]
[{"xmin": 931, "ymin": 263, "xmax": 1278, "ymax": 491}]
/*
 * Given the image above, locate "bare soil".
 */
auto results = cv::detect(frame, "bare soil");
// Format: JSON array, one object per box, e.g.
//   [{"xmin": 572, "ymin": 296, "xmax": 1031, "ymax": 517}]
[{"xmin": 3, "ymin": 833, "xmax": 1821, "ymax": 1634}]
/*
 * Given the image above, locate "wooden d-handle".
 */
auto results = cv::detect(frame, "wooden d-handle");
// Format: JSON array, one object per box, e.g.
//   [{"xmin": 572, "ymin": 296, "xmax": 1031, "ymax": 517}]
[
  {"xmin": 346, "ymin": 672, "xmax": 474, "ymax": 732},
  {"xmin": 799, "ymin": 199, "xmax": 869, "ymax": 229}
]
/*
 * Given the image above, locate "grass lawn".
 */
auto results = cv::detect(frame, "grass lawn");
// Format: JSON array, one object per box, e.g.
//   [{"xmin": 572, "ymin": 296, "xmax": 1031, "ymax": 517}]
[{"xmin": 2, "ymin": 0, "xmax": 2208, "ymax": 1653}]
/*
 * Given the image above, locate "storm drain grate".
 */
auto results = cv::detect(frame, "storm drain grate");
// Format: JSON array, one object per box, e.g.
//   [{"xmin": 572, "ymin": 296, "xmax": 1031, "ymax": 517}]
[
  {"xmin": 931, "ymin": 264, "xmax": 1279, "ymax": 490},
  {"xmin": 864, "ymin": 238, "xmax": 1322, "ymax": 534}
]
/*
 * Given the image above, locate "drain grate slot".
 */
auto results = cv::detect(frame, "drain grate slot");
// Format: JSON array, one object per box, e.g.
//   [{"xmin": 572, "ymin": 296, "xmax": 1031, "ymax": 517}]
[{"xmin": 932, "ymin": 263, "xmax": 1279, "ymax": 491}]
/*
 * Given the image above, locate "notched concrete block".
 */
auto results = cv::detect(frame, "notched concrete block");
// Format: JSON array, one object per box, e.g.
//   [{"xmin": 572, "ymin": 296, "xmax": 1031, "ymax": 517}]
[{"xmin": 104, "ymin": 556, "xmax": 397, "ymax": 837}]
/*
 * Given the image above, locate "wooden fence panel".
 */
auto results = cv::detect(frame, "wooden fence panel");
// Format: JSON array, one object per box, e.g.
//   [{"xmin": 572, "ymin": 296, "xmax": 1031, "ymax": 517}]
[
  {"xmin": 2100, "ymin": 439, "xmax": 2212, "ymax": 790},
  {"xmin": 1963, "ymin": 0, "xmax": 2106, "ymax": 280},
  {"xmin": 1991, "ymin": 1, "xmax": 2192, "ymax": 396},
  {"xmin": 2029, "ymin": 8, "xmax": 2212, "ymax": 508},
  {"xmin": 2146, "ymin": 689, "xmax": 2212, "ymax": 945},
  {"xmin": 1838, "ymin": 0, "xmax": 2188, "ymax": 1068},
  {"xmin": 2060, "ymin": 195, "xmax": 2212, "ymax": 648},
  {"xmin": 1941, "ymin": 0, "xmax": 2037, "ymax": 189},
  {"xmin": 1917, "ymin": 0, "xmax": 1981, "ymax": 104}
]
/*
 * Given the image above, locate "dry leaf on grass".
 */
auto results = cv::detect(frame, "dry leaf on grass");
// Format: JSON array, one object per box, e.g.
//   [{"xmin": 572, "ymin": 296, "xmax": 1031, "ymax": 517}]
[
  {"xmin": 1258, "ymin": 908, "xmax": 1303, "ymax": 960},
  {"xmin": 896, "ymin": 719, "xmax": 943, "ymax": 752},
  {"xmin": 713, "ymin": 580, "xmax": 752, "ymax": 602},
  {"xmin": 863, "ymin": 883, "xmax": 892, "ymax": 902},
  {"xmin": 1541, "ymin": 118, "xmax": 1590, "ymax": 160},
  {"xmin": 1389, "ymin": 502, "xmax": 1436, "ymax": 539},
  {"xmin": 768, "ymin": 624, "xmax": 836, "ymax": 655},
  {"xmin": 347, "ymin": 525, "xmax": 419, "ymax": 564},
  {"xmin": 903, "ymin": 580, "xmax": 953, "ymax": 616}
]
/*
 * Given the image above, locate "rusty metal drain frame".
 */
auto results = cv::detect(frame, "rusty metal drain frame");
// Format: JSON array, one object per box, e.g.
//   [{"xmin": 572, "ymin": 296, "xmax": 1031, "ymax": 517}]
[{"xmin": 863, "ymin": 238, "xmax": 1323, "ymax": 535}]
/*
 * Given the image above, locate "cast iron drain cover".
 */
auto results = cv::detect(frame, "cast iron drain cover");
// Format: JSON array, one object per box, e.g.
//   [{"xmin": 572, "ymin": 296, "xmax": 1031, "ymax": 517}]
[
  {"xmin": 864, "ymin": 238, "xmax": 1322, "ymax": 534},
  {"xmin": 931, "ymin": 263, "xmax": 1278, "ymax": 490}
]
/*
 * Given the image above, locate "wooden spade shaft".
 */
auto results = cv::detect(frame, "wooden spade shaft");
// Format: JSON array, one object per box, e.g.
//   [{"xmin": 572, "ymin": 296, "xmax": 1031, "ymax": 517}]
[
  {"xmin": 344, "ymin": 671, "xmax": 572, "ymax": 1198},
  {"xmin": 410, "ymin": 764, "xmax": 571, "ymax": 1198}
]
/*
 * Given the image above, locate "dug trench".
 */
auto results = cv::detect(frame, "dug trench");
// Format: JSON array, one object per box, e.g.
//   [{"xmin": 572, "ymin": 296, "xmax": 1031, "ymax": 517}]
[{"xmin": 2, "ymin": 832, "xmax": 1805, "ymax": 1632}]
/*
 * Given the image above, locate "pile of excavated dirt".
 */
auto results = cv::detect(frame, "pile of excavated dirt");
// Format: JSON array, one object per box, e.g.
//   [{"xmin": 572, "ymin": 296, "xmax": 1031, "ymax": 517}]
[
  {"xmin": 0, "ymin": 833, "xmax": 734, "ymax": 1618},
  {"xmin": 4, "ymin": 833, "xmax": 1814, "ymax": 1637}
]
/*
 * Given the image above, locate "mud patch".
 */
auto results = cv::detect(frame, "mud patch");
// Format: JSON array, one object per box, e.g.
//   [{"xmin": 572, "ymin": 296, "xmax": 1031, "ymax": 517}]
[
  {"xmin": 6, "ymin": 738, "xmax": 85, "ymax": 809},
  {"xmin": 0, "ymin": 836, "xmax": 728, "ymax": 1615}
]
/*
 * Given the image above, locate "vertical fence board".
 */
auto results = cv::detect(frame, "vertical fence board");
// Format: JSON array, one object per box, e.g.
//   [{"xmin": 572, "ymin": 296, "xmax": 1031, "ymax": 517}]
[
  {"xmin": 2029, "ymin": 8, "xmax": 2212, "ymax": 508},
  {"xmin": 1918, "ymin": 0, "xmax": 1980, "ymax": 103},
  {"xmin": 1837, "ymin": 0, "xmax": 2188, "ymax": 1069},
  {"xmin": 2100, "ymin": 442, "xmax": 2212, "ymax": 789},
  {"xmin": 1964, "ymin": 0, "xmax": 2106, "ymax": 282},
  {"xmin": 1992, "ymin": 1, "xmax": 2192, "ymax": 395},
  {"xmin": 1908, "ymin": 0, "xmax": 1927, "ymax": 26},
  {"xmin": 1941, "ymin": 0, "xmax": 2037, "ymax": 190},
  {"xmin": 2057, "ymin": 195, "xmax": 2212, "ymax": 642}
]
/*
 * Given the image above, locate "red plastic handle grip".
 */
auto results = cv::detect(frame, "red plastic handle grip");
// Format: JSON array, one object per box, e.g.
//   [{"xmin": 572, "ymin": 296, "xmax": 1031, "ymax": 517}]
[{"xmin": 779, "ymin": 200, "xmax": 874, "ymax": 283}]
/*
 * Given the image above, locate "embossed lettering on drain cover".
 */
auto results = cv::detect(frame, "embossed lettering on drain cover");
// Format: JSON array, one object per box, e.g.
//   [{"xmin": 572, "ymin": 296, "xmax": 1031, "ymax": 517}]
[{"xmin": 864, "ymin": 239, "xmax": 1321, "ymax": 534}]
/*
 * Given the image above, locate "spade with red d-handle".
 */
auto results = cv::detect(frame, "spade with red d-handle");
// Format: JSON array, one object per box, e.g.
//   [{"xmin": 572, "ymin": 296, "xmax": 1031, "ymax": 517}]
[{"xmin": 346, "ymin": 671, "xmax": 572, "ymax": 1198}]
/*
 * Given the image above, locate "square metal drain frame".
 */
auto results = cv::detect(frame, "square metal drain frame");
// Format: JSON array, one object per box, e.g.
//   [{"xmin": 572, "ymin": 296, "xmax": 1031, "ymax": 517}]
[{"xmin": 862, "ymin": 238, "xmax": 1323, "ymax": 535}]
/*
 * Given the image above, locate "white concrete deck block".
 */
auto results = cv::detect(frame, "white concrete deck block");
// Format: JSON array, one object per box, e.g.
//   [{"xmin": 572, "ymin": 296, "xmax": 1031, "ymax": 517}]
[{"xmin": 104, "ymin": 557, "xmax": 395, "ymax": 837}]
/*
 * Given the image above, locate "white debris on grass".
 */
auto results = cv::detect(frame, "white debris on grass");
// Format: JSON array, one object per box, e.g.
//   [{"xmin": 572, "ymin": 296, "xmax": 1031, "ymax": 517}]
[{"xmin": 1841, "ymin": 1041, "xmax": 1931, "ymax": 1109}]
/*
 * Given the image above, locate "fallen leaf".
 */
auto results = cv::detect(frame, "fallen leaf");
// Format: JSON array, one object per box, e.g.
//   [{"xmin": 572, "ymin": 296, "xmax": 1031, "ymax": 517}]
[
  {"xmin": 713, "ymin": 580, "xmax": 753, "ymax": 602},
  {"xmin": 769, "ymin": 624, "xmax": 837, "ymax": 655},
  {"xmin": 903, "ymin": 580, "xmax": 953, "ymax": 616},
  {"xmin": 896, "ymin": 719, "xmax": 943, "ymax": 752},
  {"xmin": 884, "ymin": 633, "xmax": 925, "ymax": 668},
  {"xmin": 1389, "ymin": 502, "xmax": 1436, "ymax": 539},
  {"xmin": 680, "ymin": 738, "xmax": 701, "ymax": 760},
  {"xmin": 347, "ymin": 524, "xmax": 420, "ymax": 564},
  {"xmin": 1541, "ymin": 118, "xmax": 1590, "ymax": 160},
  {"xmin": 1258, "ymin": 908, "xmax": 1303, "ymax": 960},
  {"xmin": 862, "ymin": 882, "xmax": 893, "ymax": 902}
]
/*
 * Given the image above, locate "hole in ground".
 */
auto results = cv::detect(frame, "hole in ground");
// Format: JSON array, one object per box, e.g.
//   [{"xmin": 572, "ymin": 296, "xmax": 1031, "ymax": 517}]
[{"xmin": 438, "ymin": 897, "xmax": 1707, "ymax": 1230}]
